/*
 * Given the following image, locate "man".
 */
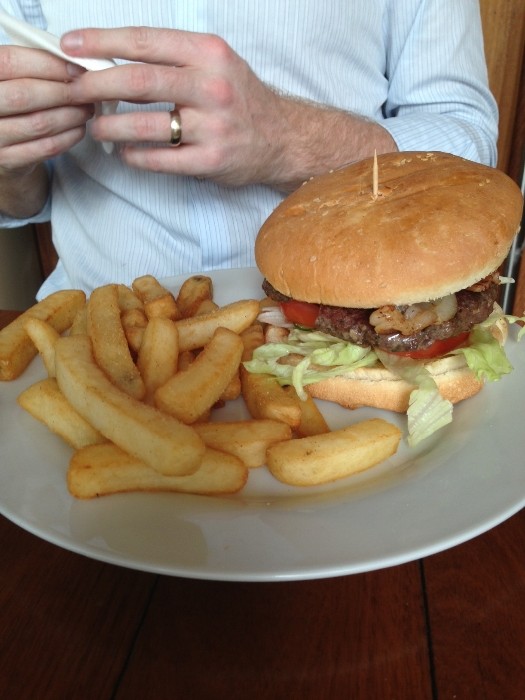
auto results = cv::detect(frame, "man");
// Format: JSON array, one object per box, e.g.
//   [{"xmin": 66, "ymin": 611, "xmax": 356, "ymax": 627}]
[{"xmin": 0, "ymin": 1, "xmax": 497, "ymax": 296}]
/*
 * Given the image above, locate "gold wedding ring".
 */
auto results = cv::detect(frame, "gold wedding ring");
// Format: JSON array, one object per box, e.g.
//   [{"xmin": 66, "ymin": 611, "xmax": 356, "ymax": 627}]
[{"xmin": 169, "ymin": 109, "xmax": 182, "ymax": 147}]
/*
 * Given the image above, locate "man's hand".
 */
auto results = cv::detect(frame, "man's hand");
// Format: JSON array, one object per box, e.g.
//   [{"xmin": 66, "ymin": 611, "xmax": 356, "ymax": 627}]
[
  {"xmin": 62, "ymin": 26, "xmax": 396, "ymax": 191},
  {"xmin": 0, "ymin": 45, "xmax": 94, "ymax": 217}
]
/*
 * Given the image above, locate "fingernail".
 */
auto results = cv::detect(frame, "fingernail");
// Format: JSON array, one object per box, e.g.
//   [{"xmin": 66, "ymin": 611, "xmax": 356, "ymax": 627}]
[
  {"xmin": 61, "ymin": 31, "xmax": 84, "ymax": 51},
  {"xmin": 66, "ymin": 62, "xmax": 84, "ymax": 77}
]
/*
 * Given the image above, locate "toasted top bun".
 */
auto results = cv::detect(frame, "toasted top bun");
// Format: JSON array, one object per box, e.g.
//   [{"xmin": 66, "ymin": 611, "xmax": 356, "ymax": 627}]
[{"xmin": 255, "ymin": 152, "xmax": 524, "ymax": 308}]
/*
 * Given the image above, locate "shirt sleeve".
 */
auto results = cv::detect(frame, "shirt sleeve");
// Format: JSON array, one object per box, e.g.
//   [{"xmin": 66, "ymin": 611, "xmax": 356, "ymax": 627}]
[
  {"xmin": 0, "ymin": 163, "xmax": 53, "ymax": 229},
  {"xmin": 380, "ymin": 0, "xmax": 498, "ymax": 166}
]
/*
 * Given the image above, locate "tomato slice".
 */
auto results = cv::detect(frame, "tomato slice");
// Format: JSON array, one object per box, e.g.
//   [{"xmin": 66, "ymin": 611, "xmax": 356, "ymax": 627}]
[
  {"xmin": 280, "ymin": 300, "xmax": 469, "ymax": 359},
  {"xmin": 386, "ymin": 331, "xmax": 470, "ymax": 360},
  {"xmin": 281, "ymin": 300, "xmax": 320, "ymax": 328}
]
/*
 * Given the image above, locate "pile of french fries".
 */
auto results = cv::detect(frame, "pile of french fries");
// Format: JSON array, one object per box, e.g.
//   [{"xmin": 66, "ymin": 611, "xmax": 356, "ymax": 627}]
[{"xmin": 0, "ymin": 274, "xmax": 402, "ymax": 498}]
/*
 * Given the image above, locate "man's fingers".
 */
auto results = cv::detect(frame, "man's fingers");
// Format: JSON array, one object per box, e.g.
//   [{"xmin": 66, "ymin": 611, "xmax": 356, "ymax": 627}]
[
  {"xmin": 0, "ymin": 106, "xmax": 93, "ymax": 146},
  {"xmin": 0, "ymin": 126, "xmax": 87, "ymax": 170},
  {"xmin": 66, "ymin": 62, "xmax": 197, "ymax": 106},
  {"xmin": 0, "ymin": 77, "xmax": 76, "ymax": 116},
  {"xmin": 0, "ymin": 45, "xmax": 75, "ymax": 81},
  {"xmin": 61, "ymin": 26, "xmax": 219, "ymax": 67}
]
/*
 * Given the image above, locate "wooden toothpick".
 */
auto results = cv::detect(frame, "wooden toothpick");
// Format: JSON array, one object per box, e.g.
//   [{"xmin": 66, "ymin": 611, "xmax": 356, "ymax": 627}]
[{"xmin": 372, "ymin": 149, "xmax": 379, "ymax": 200}]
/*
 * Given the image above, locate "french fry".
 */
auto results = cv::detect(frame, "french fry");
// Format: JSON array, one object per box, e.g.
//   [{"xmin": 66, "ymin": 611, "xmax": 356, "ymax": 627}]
[
  {"xmin": 137, "ymin": 317, "xmax": 179, "ymax": 404},
  {"xmin": 175, "ymin": 299, "xmax": 260, "ymax": 352},
  {"xmin": 177, "ymin": 349, "xmax": 195, "ymax": 371},
  {"xmin": 121, "ymin": 307, "xmax": 148, "ymax": 354},
  {"xmin": 239, "ymin": 323, "xmax": 302, "ymax": 428},
  {"xmin": 68, "ymin": 443, "xmax": 248, "ymax": 498},
  {"xmin": 116, "ymin": 284, "xmax": 143, "ymax": 312},
  {"xmin": 155, "ymin": 327, "xmax": 243, "ymax": 423},
  {"xmin": 17, "ymin": 378, "xmax": 107, "ymax": 449},
  {"xmin": 69, "ymin": 304, "xmax": 88, "ymax": 335},
  {"xmin": 240, "ymin": 369, "xmax": 302, "ymax": 428},
  {"xmin": 23, "ymin": 317, "xmax": 60, "ymax": 377},
  {"xmin": 144, "ymin": 294, "xmax": 180, "ymax": 321},
  {"xmin": 162, "ymin": 345, "xmax": 212, "ymax": 416},
  {"xmin": 266, "ymin": 418, "xmax": 402, "ymax": 486},
  {"xmin": 54, "ymin": 334, "xmax": 206, "ymax": 476},
  {"xmin": 194, "ymin": 299, "xmax": 219, "ymax": 316},
  {"xmin": 219, "ymin": 371, "xmax": 241, "ymax": 402},
  {"xmin": 117, "ymin": 287, "xmax": 147, "ymax": 352},
  {"xmin": 176, "ymin": 275, "xmax": 213, "ymax": 318},
  {"xmin": 124, "ymin": 327, "xmax": 145, "ymax": 355},
  {"xmin": 0, "ymin": 289, "xmax": 85, "ymax": 381},
  {"xmin": 284, "ymin": 386, "xmax": 330, "ymax": 437},
  {"xmin": 87, "ymin": 284, "xmax": 146, "ymax": 400},
  {"xmin": 240, "ymin": 321, "xmax": 264, "ymax": 360},
  {"xmin": 121, "ymin": 307, "xmax": 148, "ymax": 328},
  {"xmin": 132, "ymin": 275, "xmax": 181, "ymax": 320},
  {"xmin": 194, "ymin": 419, "xmax": 292, "ymax": 468}
]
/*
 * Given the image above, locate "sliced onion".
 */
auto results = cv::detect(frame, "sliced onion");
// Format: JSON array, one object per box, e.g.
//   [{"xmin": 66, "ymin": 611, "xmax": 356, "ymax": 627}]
[
  {"xmin": 405, "ymin": 308, "xmax": 437, "ymax": 332},
  {"xmin": 404, "ymin": 302, "xmax": 432, "ymax": 320},
  {"xmin": 433, "ymin": 294, "xmax": 457, "ymax": 323},
  {"xmin": 370, "ymin": 294, "xmax": 457, "ymax": 335},
  {"xmin": 257, "ymin": 307, "xmax": 293, "ymax": 328}
]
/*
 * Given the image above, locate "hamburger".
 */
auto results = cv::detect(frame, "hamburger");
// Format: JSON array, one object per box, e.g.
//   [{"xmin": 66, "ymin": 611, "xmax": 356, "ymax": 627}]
[{"xmin": 247, "ymin": 151, "xmax": 524, "ymax": 445}]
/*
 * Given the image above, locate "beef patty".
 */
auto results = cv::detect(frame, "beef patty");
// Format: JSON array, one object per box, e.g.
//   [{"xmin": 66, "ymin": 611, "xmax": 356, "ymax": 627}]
[{"xmin": 262, "ymin": 279, "xmax": 500, "ymax": 353}]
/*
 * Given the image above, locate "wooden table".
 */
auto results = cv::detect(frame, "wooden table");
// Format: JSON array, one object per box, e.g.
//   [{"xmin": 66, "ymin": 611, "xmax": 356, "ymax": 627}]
[{"xmin": 1, "ymin": 295, "xmax": 525, "ymax": 699}]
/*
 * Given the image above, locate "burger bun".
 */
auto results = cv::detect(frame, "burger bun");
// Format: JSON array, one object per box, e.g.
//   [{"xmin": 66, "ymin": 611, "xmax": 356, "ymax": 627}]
[{"xmin": 255, "ymin": 152, "xmax": 523, "ymax": 307}]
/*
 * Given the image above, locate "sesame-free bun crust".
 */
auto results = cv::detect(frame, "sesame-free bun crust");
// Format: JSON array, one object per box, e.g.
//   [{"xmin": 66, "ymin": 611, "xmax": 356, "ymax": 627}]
[{"xmin": 255, "ymin": 152, "xmax": 523, "ymax": 307}]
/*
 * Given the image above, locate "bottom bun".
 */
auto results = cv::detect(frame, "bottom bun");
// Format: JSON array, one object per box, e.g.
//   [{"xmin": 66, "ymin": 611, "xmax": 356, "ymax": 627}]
[{"xmin": 306, "ymin": 355, "xmax": 483, "ymax": 413}]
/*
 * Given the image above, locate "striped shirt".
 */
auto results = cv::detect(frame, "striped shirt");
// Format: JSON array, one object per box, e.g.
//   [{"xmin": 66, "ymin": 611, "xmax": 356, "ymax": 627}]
[{"xmin": 0, "ymin": 0, "xmax": 498, "ymax": 297}]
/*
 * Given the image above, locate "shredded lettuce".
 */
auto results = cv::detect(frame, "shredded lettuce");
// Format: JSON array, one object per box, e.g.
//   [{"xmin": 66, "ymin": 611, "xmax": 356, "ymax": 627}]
[
  {"xmin": 376, "ymin": 350, "xmax": 453, "ymax": 447},
  {"xmin": 450, "ymin": 307, "xmax": 524, "ymax": 381},
  {"xmin": 243, "ymin": 329, "xmax": 377, "ymax": 400},
  {"xmin": 243, "ymin": 311, "xmax": 524, "ymax": 446},
  {"xmin": 452, "ymin": 328, "xmax": 512, "ymax": 381}
]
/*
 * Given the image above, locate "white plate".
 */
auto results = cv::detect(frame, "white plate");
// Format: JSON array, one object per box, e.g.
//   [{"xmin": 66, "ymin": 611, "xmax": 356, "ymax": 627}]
[{"xmin": 1, "ymin": 268, "xmax": 524, "ymax": 581}]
